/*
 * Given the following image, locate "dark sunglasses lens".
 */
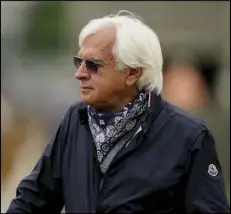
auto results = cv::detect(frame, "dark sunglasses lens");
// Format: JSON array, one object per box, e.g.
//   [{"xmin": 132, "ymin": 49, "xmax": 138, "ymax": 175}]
[
  {"xmin": 74, "ymin": 57, "xmax": 83, "ymax": 69},
  {"xmin": 86, "ymin": 60, "xmax": 98, "ymax": 73}
]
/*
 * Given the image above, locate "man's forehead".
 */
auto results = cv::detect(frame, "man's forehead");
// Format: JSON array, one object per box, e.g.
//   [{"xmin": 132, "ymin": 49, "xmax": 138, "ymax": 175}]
[
  {"xmin": 78, "ymin": 43, "xmax": 114, "ymax": 60},
  {"xmin": 78, "ymin": 27, "xmax": 116, "ymax": 59},
  {"xmin": 78, "ymin": 47, "xmax": 102, "ymax": 60}
]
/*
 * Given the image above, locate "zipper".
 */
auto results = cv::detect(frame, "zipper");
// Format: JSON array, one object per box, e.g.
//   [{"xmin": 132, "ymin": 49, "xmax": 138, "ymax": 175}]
[
  {"xmin": 91, "ymin": 112, "xmax": 151, "ymax": 213},
  {"xmin": 95, "ymin": 144, "xmax": 126, "ymax": 213},
  {"xmin": 95, "ymin": 126, "xmax": 144, "ymax": 212},
  {"xmin": 99, "ymin": 124, "xmax": 142, "ymax": 190},
  {"xmin": 98, "ymin": 138, "xmax": 127, "ymax": 190}
]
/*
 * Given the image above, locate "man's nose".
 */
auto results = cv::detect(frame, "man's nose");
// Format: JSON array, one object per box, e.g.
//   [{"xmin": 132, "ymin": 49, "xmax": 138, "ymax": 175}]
[{"xmin": 74, "ymin": 64, "xmax": 89, "ymax": 80}]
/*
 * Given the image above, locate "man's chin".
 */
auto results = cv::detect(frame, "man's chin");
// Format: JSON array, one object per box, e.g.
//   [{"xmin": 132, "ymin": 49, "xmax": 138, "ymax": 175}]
[
  {"xmin": 80, "ymin": 94, "xmax": 94, "ymax": 105},
  {"xmin": 81, "ymin": 96, "xmax": 103, "ymax": 110}
]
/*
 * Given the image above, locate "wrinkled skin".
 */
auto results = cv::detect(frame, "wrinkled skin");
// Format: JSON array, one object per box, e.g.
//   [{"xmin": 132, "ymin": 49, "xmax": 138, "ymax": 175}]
[{"xmin": 75, "ymin": 27, "xmax": 142, "ymax": 113}]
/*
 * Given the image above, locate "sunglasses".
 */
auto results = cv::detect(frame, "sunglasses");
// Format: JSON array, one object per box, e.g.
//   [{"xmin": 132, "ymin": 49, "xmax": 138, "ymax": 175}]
[
  {"xmin": 74, "ymin": 56, "xmax": 116, "ymax": 73},
  {"xmin": 74, "ymin": 56, "xmax": 106, "ymax": 73}
]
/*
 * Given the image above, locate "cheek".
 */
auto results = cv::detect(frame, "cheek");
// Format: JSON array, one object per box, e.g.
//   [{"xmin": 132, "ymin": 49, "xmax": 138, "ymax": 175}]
[
  {"xmin": 112, "ymin": 71, "xmax": 127, "ymax": 87},
  {"xmin": 93, "ymin": 72, "xmax": 126, "ymax": 92}
]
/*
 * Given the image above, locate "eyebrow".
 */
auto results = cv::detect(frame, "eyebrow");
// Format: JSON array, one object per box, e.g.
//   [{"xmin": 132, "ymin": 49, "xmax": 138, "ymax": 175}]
[
  {"xmin": 87, "ymin": 57, "xmax": 103, "ymax": 64},
  {"xmin": 77, "ymin": 55, "xmax": 103, "ymax": 64},
  {"xmin": 77, "ymin": 49, "xmax": 103, "ymax": 62}
]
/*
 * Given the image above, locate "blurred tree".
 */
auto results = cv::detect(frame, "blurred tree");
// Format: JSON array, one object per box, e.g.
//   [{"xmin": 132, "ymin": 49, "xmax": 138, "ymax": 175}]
[{"xmin": 24, "ymin": 2, "xmax": 68, "ymax": 54}]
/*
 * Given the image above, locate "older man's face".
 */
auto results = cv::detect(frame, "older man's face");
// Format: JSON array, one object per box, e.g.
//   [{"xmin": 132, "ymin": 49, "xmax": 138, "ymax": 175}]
[{"xmin": 75, "ymin": 27, "xmax": 128, "ymax": 111}]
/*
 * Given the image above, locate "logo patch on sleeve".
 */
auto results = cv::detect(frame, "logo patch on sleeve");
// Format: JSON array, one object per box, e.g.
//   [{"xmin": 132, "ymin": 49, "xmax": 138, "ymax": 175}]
[{"xmin": 208, "ymin": 164, "xmax": 218, "ymax": 176}]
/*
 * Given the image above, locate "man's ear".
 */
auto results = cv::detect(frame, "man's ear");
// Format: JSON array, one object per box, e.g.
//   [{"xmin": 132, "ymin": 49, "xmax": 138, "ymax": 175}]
[{"xmin": 125, "ymin": 68, "xmax": 143, "ymax": 87}]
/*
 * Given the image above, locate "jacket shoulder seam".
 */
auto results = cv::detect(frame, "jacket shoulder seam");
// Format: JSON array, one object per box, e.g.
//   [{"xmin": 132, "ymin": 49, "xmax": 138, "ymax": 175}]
[{"xmin": 165, "ymin": 105, "xmax": 207, "ymax": 131}]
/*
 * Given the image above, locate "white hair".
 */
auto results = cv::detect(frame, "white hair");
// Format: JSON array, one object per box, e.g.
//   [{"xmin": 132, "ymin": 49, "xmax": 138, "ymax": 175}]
[{"xmin": 78, "ymin": 10, "xmax": 163, "ymax": 94}]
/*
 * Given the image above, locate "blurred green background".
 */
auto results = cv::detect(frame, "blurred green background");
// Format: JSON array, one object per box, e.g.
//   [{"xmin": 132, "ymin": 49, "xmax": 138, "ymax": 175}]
[{"xmin": 1, "ymin": 1, "xmax": 230, "ymax": 211}]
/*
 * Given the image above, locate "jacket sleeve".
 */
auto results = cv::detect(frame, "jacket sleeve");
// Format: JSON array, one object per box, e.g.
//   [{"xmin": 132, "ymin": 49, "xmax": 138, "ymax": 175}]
[
  {"xmin": 185, "ymin": 130, "xmax": 230, "ymax": 213},
  {"xmin": 6, "ymin": 107, "xmax": 73, "ymax": 213}
]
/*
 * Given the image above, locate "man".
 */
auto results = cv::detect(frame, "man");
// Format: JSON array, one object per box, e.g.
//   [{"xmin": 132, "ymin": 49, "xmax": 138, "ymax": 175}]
[{"xmin": 7, "ymin": 11, "xmax": 230, "ymax": 213}]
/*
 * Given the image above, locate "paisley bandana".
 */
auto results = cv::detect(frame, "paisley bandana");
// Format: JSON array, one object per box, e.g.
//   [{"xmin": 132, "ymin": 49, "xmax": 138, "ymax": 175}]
[{"xmin": 87, "ymin": 90, "xmax": 148, "ymax": 173}]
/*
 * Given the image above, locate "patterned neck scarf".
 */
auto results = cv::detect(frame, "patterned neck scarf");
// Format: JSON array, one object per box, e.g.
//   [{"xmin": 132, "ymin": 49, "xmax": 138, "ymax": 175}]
[{"xmin": 87, "ymin": 90, "xmax": 148, "ymax": 173}]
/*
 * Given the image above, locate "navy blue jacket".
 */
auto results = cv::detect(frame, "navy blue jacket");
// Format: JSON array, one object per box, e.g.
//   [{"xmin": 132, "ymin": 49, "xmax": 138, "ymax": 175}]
[{"xmin": 7, "ymin": 93, "xmax": 230, "ymax": 213}]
